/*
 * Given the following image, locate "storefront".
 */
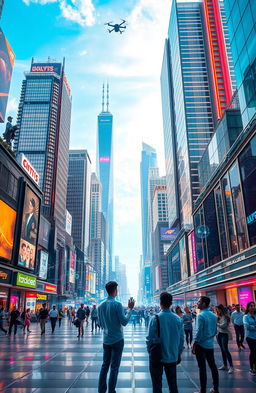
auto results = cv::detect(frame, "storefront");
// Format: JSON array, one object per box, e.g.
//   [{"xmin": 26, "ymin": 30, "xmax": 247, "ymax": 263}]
[{"xmin": 0, "ymin": 267, "xmax": 12, "ymax": 309}]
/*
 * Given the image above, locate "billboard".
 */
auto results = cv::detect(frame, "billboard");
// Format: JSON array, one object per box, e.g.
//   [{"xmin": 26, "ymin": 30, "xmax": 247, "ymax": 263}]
[
  {"xmin": 30, "ymin": 62, "xmax": 61, "ymax": 75},
  {"xmin": 38, "ymin": 215, "xmax": 51, "ymax": 249},
  {"xmin": 160, "ymin": 227, "xmax": 179, "ymax": 242},
  {"xmin": 16, "ymin": 272, "xmax": 36, "ymax": 289},
  {"xmin": 18, "ymin": 186, "xmax": 40, "ymax": 270},
  {"xmin": 0, "ymin": 199, "xmax": 16, "ymax": 261},
  {"xmin": 0, "ymin": 28, "xmax": 15, "ymax": 123},
  {"xmin": 38, "ymin": 250, "xmax": 48, "ymax": 280},
  {"xmin": 69, "ymin": 251, "xmax": 76, "ymax": 284},
  {"xmin": 20, "ymin": 154, "xmax": 40, "ymax": 185},
  {"xmin": 85, "ymin": 264, "xmax": 96, "ymax": 294},
  {"xmin": 66, "ymin": 210, "xmax": 72, "ymax": 236}
]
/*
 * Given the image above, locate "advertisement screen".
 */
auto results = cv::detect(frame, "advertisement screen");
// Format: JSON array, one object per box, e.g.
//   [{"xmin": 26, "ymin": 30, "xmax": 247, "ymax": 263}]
[
  {"xmin": 38, "ymin": 250, "xmax": 48, "ymax": 280},
  {"xmin": 18, "ymin": 186, "xmax": 40, "ymax": 270},
  {"xmin": 38, "ymin": 215, "xmax": 51, "ymax": 249},
  {"xmin": 160, "ymin": 227, "xmax": 179, "ymax": 242},
  {"xmin": 30, "ymin": 62, "xmax": 61, "ymax": 75},
  {"xmin": 0, "ymin": 200, "xmax": 16, "ymax": 261},
  {"xmin": 69, "ymin": 251, "xmax": 76, "ymax": 284},
  {"xmin": 66, "ymin": 210, "xmax": 72, "ymax": 236},
  {"xmin": 0, "ymin": 28, "xmax": 15, "ymax": 123}
]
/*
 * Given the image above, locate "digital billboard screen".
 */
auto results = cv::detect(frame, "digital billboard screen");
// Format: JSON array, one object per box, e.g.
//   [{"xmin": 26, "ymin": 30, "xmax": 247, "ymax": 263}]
[
  {"xmin": 18, "ymin": 186, "xmax": 40, "ymax": 270},
  {"xmin": 0, "ymin": 28, "xmax": 15, "ymax": 123},
  {"xmin": 30, "ymin": 62, "xmax": 61, "ymax": 76},
  {"xmin": 160, "ymin": 227, "xmax": 179, "ymax": 242},
  {"xmin": 69, "ymin": 251, "xmax": 76, "ymax": 284},
  {"xmin": 0, "ymin": 200, "xmax": 16, "ymax": 261},
  {"xmin": 38, "ymin": 215, "xmax": 51, "ymax": 249},
  {"xmin": 38, "ymin": 250, "xmax": 48, "ymax": 280}
]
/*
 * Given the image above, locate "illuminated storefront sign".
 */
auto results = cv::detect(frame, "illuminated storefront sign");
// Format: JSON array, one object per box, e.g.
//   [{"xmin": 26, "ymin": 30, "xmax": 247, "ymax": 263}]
[
  {"xmin": 99, "ymin": 157, "xmax": 110, "ymax": 163},
  {"xmin": 20, "ymin": 154, "xmax": 40, "ymax": 185},
  {"xmin": 16, "ymin": 272, "xmax": 37, "ymax": 289},
  {"xmin": 44, "ymin": 283, "xmax": 57, "ymax": 293},
  {"xmin": 30, "ymin": 63, "xmax": 61, "ymax": 75},
  {"xmin": 0, "ymin": 267, "xmax": 12, "ymax": 284},
  {"xmin": 247, "ymin": 211, "xmax": 256, "ymax": 225},
  {"xmin": 25, "ymin": 292, "xmax": 37, "ymax": 298},
  {"xmin": 37, "ymin": 293, "xmax": 47, "ymax": 301}
]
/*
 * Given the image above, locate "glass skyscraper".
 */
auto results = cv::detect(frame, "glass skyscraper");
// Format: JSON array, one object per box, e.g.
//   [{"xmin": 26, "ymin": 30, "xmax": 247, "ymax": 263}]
[
  {"xmin": 67, "ymin": 150, "xmax": 91, "ymax": 254},
  {"xmin": 96, "ymin": 84, "xmax": 113, "ymax": 277}
]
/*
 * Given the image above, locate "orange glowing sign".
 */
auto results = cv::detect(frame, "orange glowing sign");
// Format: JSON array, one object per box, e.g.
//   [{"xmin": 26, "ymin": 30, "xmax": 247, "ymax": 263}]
[{"xmin": 0, "ymin": 200, "xmax": 16, "ymax": 261}]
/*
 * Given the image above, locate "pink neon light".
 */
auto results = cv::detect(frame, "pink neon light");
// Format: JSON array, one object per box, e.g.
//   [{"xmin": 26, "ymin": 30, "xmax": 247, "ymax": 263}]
[{"xmin": 99, "ymin": 157, "xmax": 110, "ymax": 163}]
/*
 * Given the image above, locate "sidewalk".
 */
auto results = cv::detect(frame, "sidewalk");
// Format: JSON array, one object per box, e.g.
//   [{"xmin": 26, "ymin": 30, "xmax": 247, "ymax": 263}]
[{"xmin": 0, "ymin": 320, "xmax": 255, "ymax": 392}]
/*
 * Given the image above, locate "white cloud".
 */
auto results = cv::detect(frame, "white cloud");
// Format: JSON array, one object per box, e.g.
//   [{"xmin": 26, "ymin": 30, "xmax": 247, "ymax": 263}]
[
  {"xmin": 6, "ymin": 97, "xmax": 19, "ymax": 115},
  {"xmin": 22, "ymin": 0, "xmax": 96, "ymax": 27},
  {"xmin": 78, "ymin": 49, "xmax": 88, "ymax": 56}
]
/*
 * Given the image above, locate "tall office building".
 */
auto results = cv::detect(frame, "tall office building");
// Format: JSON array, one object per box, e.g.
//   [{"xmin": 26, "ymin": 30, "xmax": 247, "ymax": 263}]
[
  {"xmin": 161, "ymin": 0, "xmax": 234, "ymax": 228},
  {"xmin": 96, "ymin": 84, "xmax": 114, "ymax": 278},
  {"xmin": 0, "ymin": 0, "xmax": 4, "ymax": 19},
  {"xmin": 140, "ymin": 143, "xmax": 158, "ymax": 264},
  {"xmin": 67, "ymin": 150, "xmax": 91, "ymax": 253}
]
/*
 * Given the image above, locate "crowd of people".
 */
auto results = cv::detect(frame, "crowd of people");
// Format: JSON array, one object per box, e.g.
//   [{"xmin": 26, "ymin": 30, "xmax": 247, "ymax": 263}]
[{"xmin": 0, "ymin": 285, "xmax": 256, "ymax": 393}]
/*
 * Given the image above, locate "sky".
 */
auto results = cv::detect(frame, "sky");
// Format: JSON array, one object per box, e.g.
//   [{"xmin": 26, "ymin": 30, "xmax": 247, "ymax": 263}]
[{"xmin": 1, "ymin": 0, "xmax": 172, "ymax": 298}]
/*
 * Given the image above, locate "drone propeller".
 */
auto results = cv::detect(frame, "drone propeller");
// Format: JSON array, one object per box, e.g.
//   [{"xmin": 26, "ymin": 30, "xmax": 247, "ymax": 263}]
[{"xmin": 104, "ymin": 21, "xmax": 113, "ymax": 25}]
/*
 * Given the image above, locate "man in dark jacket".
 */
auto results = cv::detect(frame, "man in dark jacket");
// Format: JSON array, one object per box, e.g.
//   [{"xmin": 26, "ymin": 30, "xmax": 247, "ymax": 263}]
[
  {"xmin": 8, "ymin": 306, "xmax": 20, "ymax": 335},
  {"xmin": 77, "ymin": 303, "xmax": 86, "ymax": 337},
  {"xmin": 38, "ymin": 303, "xmax": 49, "ymax": 335}
]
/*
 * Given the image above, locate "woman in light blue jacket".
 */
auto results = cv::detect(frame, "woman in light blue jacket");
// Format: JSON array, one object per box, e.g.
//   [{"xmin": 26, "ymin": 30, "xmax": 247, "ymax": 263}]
[{"xmin": 243, "ymin": 301, "xmax": 256, "ymax": 376}]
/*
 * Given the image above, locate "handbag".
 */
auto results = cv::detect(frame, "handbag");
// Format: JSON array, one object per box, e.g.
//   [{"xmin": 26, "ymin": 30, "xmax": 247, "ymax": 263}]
[
  {"xmin": 73, "ymin": 318, "xmax": 81, "ymax": 328},
  {"xmin": 148, "ymin": 314, "xmax": 162, "ymax": 364}
]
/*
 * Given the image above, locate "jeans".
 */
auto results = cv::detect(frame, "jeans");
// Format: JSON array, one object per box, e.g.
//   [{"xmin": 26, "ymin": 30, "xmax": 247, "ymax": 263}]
[
  {"xmin": 185, "ymin": 329, "xmax": 193, "ymax": 346},
  {"xmin": 50, "ymin": 317, "xmax": 57, "ymax": 333},
  {"xmin": 8, "ymin": 320, "xmax": 18, "ymax": 335},
  {"xmin": 246, "ymin": 337, "xmax": 256, "ymax": 370},
  {"xmin": 40, "ymin": 319, "xmax": 47, "ymax": 334},
  {"xmin": 78, "ymin": 319, "xmax": 85, "ymax": 336},
  {"xmin": 217, "ymin": 332, "xmax": 233, "ymax": 367},
  {"xmin": 234, "ymin": 324, "xmax": 244, "ymax": 347},
  {"xmin": 149, "ymin": 361, "xmax": 178, "ymax": 393},
  {"xmin": 59, "ymin": 318, "xmax": 62, "ymax": 327},
  {"xmin": 98, "ymin": 339, "xmax": 124, "ymax": 393},
  {"xmin": 92, "ymin": 318, "xmax": 98, "ymax": 331},
  {"xmin": 195, "ymin": 344, "xmax": 219, "ymax": 393},
  {"xmin": 0, "ymin": 320, "xmax": 7, "ymax": 334}
]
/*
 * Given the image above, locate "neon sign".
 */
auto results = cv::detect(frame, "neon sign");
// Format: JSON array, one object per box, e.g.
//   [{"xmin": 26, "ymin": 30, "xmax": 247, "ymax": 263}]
[{"xmin": 99, "ymin": 157, "xmax": 110, "ymax": 163}]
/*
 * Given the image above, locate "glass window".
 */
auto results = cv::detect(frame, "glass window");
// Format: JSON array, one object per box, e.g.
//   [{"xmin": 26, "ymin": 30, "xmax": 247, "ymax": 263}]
[
  {"xmin": 229, "ymin": 162, "xmax": 248, "ymax": 251},
  {"xmin": 222, "ymin": 174, "xmax": 238, "ymax": 255},
  {"xmin": 239, "ymin": 134, "xmax": 256, "ymax": 245},
  {"xmin": 179, "ymin": 236, "xmax": 188, "ymax": 279},
  {"xmin": 171, "ymin": 244, "xmax": 181, "ymax": 285},
  {"xmin": 203, "ymin": 191, "xmax": 221, "ymax": 266},
  {"xmin": 194, "ymin": 207, "xmax": 206, "ymax": 272},
  {"xmin": 214, "ymin": 185, "xmax": 229, "ymax": 260}
]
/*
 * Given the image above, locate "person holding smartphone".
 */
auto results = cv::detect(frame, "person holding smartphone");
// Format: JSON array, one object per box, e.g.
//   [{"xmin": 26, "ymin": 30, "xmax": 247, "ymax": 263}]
[{"xmin": 98, "ymin": 281, "xmax": 135, "ymax": 393}]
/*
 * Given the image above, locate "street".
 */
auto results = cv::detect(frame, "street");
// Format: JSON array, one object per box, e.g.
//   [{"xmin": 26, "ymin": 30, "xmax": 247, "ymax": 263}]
[{"xmin": 0, "ymin": 320, "xmax": 255, "ymax": 392}]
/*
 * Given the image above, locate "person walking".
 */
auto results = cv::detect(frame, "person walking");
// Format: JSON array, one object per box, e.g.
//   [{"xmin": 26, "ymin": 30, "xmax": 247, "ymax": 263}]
[
  {"xmin": 192, "ymin": 296, "xmax": 219, "ymax": 393},
  {"xmin": 146, "ymin": 292, "xmax": 184, "ymax": 393},
  {"xmin": 0, "ymin": 307, "xmax": 7, "ymax": 334},
  {"xmin": 49, "ymin": 305, "xmax": 58, "ymax": 333},
  {"xmin": 216, "ymin": 304, "xmax": 234, "ymax": 374},
  {"xmin": 144, "ymin": 309, "xmax": 150, "ymax": 328},
  {"xmin": 98, "ymin": 281, "xmax": 135, "ymax": 393},
  {"xmin": 58, "ymin": 308, "xmax": 64, "ymax": 328},
  {"xmin": 91, "ymin": 305, "xmax": 98, "ymax": 332},
  {"xmin": 243, "ymin": 301, "xmax": 256, "ymax": 376},
  {"xmin": 231, "ymin": 304, "xmax": 245, "ymax": 351},
  {"xmin": 175, "ymin": 306, "xmax": 183, "ymax": 318},
  {"xmin": 8, "ymin": 306, "xmax": 20, "ymax": 336},
  {"xmin": 85, "ymin": 305, "xmax": 90, "ymax": 325},
  {"xmin": 24, "ymin": 308, "xmax": 32, "ymax": 334},
  {"xmin": 183, "ymin": 307, "xmax": 193, "ymax": 348},
  {"xmin": 77, "ymin": 303, "xmax": 86, "ymax": 337},
  {"xmin": 38, "ymin": 303, "xmax": 49, "ymax": 335}
]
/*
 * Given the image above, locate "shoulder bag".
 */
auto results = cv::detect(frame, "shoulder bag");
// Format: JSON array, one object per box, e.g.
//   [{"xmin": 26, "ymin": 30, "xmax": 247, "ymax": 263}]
[{"xmin": 149, "ymin": 314, "xmax": 162, "ymax": 364}]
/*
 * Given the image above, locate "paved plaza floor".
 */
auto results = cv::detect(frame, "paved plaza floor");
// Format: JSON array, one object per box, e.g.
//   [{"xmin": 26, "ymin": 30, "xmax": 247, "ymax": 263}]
[{"xmin": 0, "ymin": 319, "xmax": 255, "ymax": 393}]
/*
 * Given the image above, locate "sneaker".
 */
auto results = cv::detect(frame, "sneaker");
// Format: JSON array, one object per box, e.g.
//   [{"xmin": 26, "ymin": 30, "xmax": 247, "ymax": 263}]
[
  {"xmin": 218, "ymin": 365, "xmax": 228, "ymax": 370},
  {"xmin": 210, "ymin": 389, "xmax": 219, "ymax": 393},
  {"xmin": 249, "ymin": 369, "xmax": 256, "ymax": 376},
  {"xmin": 228, "ymin": 367, "xmax": 234, "ymax": 374}
]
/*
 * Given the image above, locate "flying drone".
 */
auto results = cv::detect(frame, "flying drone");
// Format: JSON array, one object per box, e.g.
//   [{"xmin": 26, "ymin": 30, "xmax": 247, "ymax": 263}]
[{"xmin": 104, "ymin": 19, "xmax": 127, "ymax": 34}]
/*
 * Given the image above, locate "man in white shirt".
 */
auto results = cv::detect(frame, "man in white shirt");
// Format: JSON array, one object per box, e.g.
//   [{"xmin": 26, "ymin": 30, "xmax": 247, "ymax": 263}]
[
  {"xmin": 231, "ymin": 304, "xmax": 245, "ymax": 350},
  {"xmin": 49, "ymin": 305, "xmax": 58, "ymax": 333}
]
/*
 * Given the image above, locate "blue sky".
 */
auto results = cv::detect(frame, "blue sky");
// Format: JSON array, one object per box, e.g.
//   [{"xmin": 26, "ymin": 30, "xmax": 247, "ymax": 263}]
[{"xmin": 1, "ymin": 0, "xmax": 172, "ymax": 297}]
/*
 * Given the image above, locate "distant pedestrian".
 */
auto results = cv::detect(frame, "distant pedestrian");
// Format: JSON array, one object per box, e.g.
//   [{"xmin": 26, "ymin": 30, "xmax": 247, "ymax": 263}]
[
  {"xmin": 8, "ymin": 306, "xmax": 20, "ymax": 336},
  {"xmin": 58, "ymin": 309, "xmax": 64, "ymax": 327},
  {"xmin": 243, "ymin": 301, "xmax": 256, "ymax": 376},
  {"xmin": 147, "ymin": 292, "xmax": 184, "ymax": 393},
  {"xmin": 85, "ymin": 306, "xmax": 90, "ymax": 325},
  {"xmin": 216, "ymin": 304, "xmax": 233, "ymax": 374},
  {"xmin": 0, "ymin": 307, "xmax": 7, "ymax": 334},
  {"xmin": 144, "ymin": 309, "xmax": 150, "ymax": 328},
  {"xmin": 183, "ymin": 307, "xmax": 193, "ymax": 348},
  {"xmin": 24, "ymin": 308, "xmax": 32, "ymax": 334},
  {"xmin": 192, "ymin": 296, "xmax": 219, "ymax": 393},
  {"xmin": 77, "ymin": 303, "xmax": 86, "ymax": 337},
  {"xmin": 98, "ymin": 281, "xmax": 135, "ymax": 393},
  {"xmin": 38, "ymin": 303, "xmax": 49, "ymax": 335},
  {"xmin": 231, "ymin": 304, "xmax": 245, "ymax": 351},
  {"xmin": 91, "ymin": 305, "xmax": 98, "ymax": 332},
  {"xmin": 71, "ymin": 308, "xmax": 76, "ymax": 323},
  {"xmin": 49, "ymin": 305, "xmax": 58, "ymax": 333},
  {"xmin": 175, "ymin": 306, "xmax": 183, "ymax": 318}
]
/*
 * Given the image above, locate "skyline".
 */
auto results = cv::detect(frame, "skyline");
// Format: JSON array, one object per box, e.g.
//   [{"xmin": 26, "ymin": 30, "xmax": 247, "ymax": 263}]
[{"xmin": 1, "ymin": 0, "xmax": 172, "ymax": 296}]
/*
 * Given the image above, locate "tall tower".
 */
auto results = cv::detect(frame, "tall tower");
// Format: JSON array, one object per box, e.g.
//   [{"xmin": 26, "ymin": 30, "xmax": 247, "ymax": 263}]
[{"xmin": 97, "ymin": 84, "xmax": 113, "ymax": 279}]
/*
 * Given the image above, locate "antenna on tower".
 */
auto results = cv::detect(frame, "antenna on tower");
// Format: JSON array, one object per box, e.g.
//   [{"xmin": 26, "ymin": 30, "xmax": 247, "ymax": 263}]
[
  {"xmin": 102, "ymin": 83, "xmax": 105, "ymax": 112},
  {"xmin": 107, "ymin": 83, "xmax": 109, "ymax": 112}
]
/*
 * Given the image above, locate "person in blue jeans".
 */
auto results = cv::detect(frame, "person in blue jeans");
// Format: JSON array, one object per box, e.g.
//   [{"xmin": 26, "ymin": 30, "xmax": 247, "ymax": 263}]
[{"xmin": 98, "ymin": 281, "xmax": 135, "ymax": 393}]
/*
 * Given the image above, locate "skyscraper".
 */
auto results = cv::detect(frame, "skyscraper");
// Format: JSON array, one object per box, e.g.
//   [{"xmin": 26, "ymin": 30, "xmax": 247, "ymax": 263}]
[
  {"xmin": 96, "ymin": 84, "xmax": 113, "ymax": 278},
  {"xmin": 67, "ymin": 150, "xmax": 91, "ymax": 254},
  {"xmin": 140, "ymin": 143, "xmax": 158, "ymax": 264}
]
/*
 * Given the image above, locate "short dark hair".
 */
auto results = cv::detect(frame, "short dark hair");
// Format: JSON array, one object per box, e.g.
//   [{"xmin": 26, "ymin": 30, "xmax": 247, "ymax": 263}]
[
  {"xmin": 105, "ymin": 281, "xmax": 118, "ymax": 295},
  {"xmin": 200, "ymin": 296, "xmax": 210, "ymax": 307},
  {"xmin": 160, "ymin": 292, "xmax": 172, "ymax": 308}
]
